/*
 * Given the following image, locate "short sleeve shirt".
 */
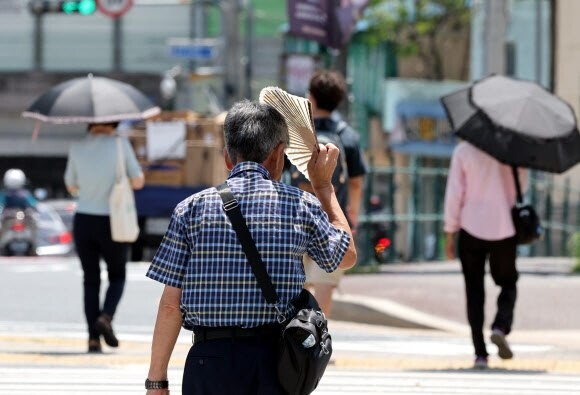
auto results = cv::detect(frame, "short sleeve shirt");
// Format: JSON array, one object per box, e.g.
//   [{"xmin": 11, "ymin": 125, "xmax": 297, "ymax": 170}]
[
  {"xmin": 335, "ymin": 121, "xmax": 368, "ymax": 179},
  {"xmin": 146, "ymin": 162, "xmax": 350, "ymax": 329},
  {"xmin": 64, "ymin": 134, "xmax": 142, "ymax": 215}
]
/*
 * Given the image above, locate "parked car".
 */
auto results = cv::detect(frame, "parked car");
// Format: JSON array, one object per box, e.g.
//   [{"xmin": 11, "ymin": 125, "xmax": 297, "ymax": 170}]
[
  {"xmin": 34, "ymin": 202, "xmax": 74, "ymax": 256},
  {"xmin": 0, "ymin": 201, "xmax": 73, "ymax": 256},
  {"xmin": 43, "ymin": 199, "xmax": 76, "ymax": 232}
]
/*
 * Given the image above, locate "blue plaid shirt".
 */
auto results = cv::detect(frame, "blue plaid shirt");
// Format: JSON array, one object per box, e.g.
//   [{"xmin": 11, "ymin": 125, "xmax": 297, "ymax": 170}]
[{"xmin": 146, "ymin": 162, "xmax": 350, "ymax": 329}]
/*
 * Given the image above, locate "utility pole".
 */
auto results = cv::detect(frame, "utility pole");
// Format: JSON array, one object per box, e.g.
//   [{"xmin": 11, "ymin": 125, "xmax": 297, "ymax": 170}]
[
  {"xmin": 113, "ymin": 18, "xmax": 122, "ymax": 72},
  {"xmin": 221, "ymin": 0, "xmax": 241, "ymax": 107},
  {"xmin": 483, "ymin": 0, "xmax": 507, "ymax": 75},
  {"xmin": 190, "ymin": 0, "xmax": 207, "ymax": 72},
  {"xmin": 535, "ymin": 0, "xmax": 543, "ymax": 85},
  {"xmin": 243, "ymin": 0, "xmax": 253, "ymax": 100},
  {"xmin": 28, "ymin": 0, "xmax": 46, "ymax": 71},
  {"xmin": 33, "ymin": 12, "xmax": 43, "ymax": 71}
]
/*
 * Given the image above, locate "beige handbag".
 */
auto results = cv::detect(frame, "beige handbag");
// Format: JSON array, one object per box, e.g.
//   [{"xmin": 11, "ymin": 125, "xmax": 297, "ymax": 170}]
[{"xmin": 109, "ymin": 137, "xmax": 140, "ymax": 242}]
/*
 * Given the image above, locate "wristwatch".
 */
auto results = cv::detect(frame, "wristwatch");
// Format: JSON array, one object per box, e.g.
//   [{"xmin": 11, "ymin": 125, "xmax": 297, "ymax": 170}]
[{"xmin": 145, "ymin": 379, "xmax": 169, "ymax": 390}]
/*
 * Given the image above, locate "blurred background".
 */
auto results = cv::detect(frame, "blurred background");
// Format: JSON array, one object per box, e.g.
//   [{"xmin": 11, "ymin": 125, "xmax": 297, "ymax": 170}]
[{"xmin": 0, "ymin": 0, "xmax": 578, "ymax": 265}]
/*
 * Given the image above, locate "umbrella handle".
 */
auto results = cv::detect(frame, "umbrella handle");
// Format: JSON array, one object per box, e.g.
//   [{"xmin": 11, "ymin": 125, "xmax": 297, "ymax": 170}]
[{"xmin": 31, "ymin": 121, "xmax": 41, "ymax": 142}]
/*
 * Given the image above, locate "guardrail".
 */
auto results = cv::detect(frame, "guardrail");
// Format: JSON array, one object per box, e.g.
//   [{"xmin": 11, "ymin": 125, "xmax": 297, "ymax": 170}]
[{"xmin": 357, "ymin": 164, "xmax": 580, "ymax": 265}]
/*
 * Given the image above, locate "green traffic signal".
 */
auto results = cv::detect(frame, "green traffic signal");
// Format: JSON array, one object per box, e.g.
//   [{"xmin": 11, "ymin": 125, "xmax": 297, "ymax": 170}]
[
  {"xmin": 61, "ymin": 0, "xmax": 96, "ymax": 15},
  {"xmin": 61, "ymin": 1, "xmax": 76, "ymax": 13},
  {"xmin": 78, "ymin": 0, "xmax": 96, "ymax": 14}
]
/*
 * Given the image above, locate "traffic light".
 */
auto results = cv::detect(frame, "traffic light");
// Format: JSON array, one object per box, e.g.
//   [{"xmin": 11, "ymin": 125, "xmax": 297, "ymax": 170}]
[
  {"xmin": 28, "ymin": 0, "xmax": 96, "ymax": 15},
  {"xmin": 60, "ymin": 0, "xmax": 96, "ymax": 14}
]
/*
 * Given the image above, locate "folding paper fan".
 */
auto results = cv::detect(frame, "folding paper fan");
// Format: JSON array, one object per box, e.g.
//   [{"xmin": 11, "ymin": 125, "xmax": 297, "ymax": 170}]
[{"xmin": 259, "ymin": 86, "xmax": 318, "ymax": 180}]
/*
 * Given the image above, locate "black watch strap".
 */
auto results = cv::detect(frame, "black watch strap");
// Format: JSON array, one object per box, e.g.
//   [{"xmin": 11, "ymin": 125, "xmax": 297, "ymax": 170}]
[{"xmin": 145, "ymin": 379, "xmax": 169, "ymax": 390}]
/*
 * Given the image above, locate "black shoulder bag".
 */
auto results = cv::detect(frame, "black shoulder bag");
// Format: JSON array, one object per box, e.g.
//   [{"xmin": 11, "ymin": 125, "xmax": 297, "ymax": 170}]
[
  {"xmin": 216, "ymin": 182, "xmax": 332, "ymax": 395},
  {"xmin": 511, "ymin": 166, "xmax": 542, "ymax": 245}
]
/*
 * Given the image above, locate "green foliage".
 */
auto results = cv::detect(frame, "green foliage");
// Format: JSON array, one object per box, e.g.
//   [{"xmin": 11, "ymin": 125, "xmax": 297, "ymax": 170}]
[
  {"xmin": 361, "ymin": 0, "xmax": 471, "ymax": 79},
  {"xmin": 569, "ymin": 232, "xmax": 580, "ymax": 273}
]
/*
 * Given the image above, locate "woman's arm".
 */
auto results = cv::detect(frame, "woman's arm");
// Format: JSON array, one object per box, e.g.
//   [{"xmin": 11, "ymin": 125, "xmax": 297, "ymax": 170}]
[
  {"xmin": 443, "ymin": 149, "xmax": 465, "ymax": 260},
  {"xmin": 130, "ymin": 174, "xmax": 145, "ymax": 190},
  {"xmin": 123, "ymin": 138, "xmax": 145, "ymax": 190},
  {"xmin": 66, "ymin": 185, "xmax": 79, "ymax": 196}
]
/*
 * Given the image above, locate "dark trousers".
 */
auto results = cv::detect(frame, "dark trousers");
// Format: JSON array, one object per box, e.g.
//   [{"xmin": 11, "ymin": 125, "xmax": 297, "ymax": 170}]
[
  {"xmin": 458, "ymin": 229, "xmax": 518, "ymax": 358},
  {"xmin": 73, "ymin": 213, "xmax": 128, "ymax": 340},
  {"xmin": 182, "ymin": 335, "xmax": 284, "ymax": 395}
]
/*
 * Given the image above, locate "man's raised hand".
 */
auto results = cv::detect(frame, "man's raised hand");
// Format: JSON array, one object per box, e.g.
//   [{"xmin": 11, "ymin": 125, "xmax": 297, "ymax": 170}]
[{"xmin": 307, "ymin": 143, "xmax": 339, "ymax": 192}]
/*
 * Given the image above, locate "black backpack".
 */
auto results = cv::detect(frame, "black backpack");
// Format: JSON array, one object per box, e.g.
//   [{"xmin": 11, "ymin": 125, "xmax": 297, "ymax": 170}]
[
  {"xmin": 290, "ymin": 120, "xmax": 349, "ymax": 209},
  {"xmin": 316, "ymin": 121, "xmax": 348, "ymax": 187}
]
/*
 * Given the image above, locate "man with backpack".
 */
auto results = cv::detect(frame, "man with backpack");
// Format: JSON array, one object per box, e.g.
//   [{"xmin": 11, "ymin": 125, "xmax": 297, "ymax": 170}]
[{"xmin": 288, "ymin": 69, "xmax": 368, "ymax": 317}]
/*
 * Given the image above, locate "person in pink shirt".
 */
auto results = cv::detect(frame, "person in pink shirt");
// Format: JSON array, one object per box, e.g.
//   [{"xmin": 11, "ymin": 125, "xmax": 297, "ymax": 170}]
[{"xmin": 444, "ymin": 141, "xmax": 527, "ymax": 369}]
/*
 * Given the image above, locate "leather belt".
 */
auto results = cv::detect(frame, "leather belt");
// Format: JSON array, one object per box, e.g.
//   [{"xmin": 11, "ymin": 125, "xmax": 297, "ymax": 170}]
[{"xmin": 193, "ymin": 324, "xmax": 281, "ymax": 345}]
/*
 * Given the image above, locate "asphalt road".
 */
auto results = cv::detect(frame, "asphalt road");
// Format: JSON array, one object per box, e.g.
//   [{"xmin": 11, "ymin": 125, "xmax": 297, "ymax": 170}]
[
  {"xmin": 339, "ymin": 258, "xmax": 580, "ymax": 330},
  {"xmin": 2, "ymin": 256, "xmax": 580, "ymax": 394},
  {"xmin": 0, "ymin": 257, "xmax": 160, "ymax": 329}
]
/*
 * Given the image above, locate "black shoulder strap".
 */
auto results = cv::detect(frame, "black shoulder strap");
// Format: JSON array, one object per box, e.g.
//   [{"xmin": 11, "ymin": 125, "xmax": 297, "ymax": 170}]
[
  {"xmin": 215, "ymin": 182, "xmax": 279, "ymax": 306},
  {"xmin": 511, "ymin": 166, "xmax": 523, "ymax": 205},
  {"xmin": 335, "ymin": 120, "xmax": 348, "ymax": 137}
]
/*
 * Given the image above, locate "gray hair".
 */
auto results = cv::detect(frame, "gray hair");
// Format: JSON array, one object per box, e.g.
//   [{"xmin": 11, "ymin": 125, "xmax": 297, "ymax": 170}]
[{"xmin": 223, "ymin": 100, "xmax": 289, "ymax": 164}]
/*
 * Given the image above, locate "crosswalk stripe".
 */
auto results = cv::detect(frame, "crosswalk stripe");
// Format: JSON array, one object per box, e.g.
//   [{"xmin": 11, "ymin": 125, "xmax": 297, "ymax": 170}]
[{"xmin": 2, "ymin": 367, "xmax": 580, "ymax": 395}]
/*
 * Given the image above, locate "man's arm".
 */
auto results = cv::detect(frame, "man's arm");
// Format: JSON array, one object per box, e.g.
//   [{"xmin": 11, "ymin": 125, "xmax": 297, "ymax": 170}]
[
  {"xmin": 308, "ymin": 144, "xmax": 357, "ymax": 270},
  {"xmin": 346, "ymin": 175, "xmax": 364, "ymax": 229},
  {"xmin": 147, "ymin": 285, "xmax": 182, "ymax": 394}
]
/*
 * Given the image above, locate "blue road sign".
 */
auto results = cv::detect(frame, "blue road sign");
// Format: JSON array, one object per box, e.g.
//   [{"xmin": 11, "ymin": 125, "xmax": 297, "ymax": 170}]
[{"xmin": 169, "ymin": 44, "xmax": 216, "ymax": 60}]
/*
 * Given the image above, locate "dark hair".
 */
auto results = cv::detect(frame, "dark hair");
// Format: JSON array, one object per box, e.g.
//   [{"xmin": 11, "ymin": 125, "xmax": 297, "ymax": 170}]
[
  {"xmin": 308, "ymin": 70, "xmax": 347, "ymax": 112},
  {"xmin": 87, "ymin": 122, "xmax": 120, "ymax": 132},
  {"xmin": 223, "ymin": 100, "xmax": 289, "ymax": 164}
]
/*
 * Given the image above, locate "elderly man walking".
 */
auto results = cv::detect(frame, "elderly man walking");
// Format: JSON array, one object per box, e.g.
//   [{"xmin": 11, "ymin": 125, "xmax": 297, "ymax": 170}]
[{"xmin": 144, "ymin": 100, "xmax": 356, "ymax": 394}]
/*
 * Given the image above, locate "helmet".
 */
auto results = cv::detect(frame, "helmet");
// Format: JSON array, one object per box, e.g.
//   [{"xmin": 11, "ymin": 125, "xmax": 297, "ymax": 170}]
[{"xmin": 3, "ymin": 169, "xmax": 26, "ymax": 189}]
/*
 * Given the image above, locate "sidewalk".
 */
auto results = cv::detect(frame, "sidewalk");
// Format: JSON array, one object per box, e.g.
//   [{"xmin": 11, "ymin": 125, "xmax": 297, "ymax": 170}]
[
  {"xmin": 1, "ymin": 256, "xmax": 579, "ymax": 376},
  {"xmin": 331, "ymin": 256, "xmax": 580, "ymax": 372},
  {"xmin": 334, "ymin": 257, "xmax": 579, "ymax": 331}
]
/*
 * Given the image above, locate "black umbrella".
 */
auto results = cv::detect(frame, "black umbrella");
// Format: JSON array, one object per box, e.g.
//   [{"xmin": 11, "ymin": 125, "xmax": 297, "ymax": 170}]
[
  {"xmin": 22, "ymin": 74, "xmax": 161, "ymax": 125},
  {"xmin": 441, "ymin": 75, "xmax": 580, "ymax": 174}
]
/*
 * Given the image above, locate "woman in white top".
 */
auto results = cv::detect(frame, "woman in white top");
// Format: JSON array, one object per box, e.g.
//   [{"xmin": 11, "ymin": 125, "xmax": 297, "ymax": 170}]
[{"xmin": 65, "ymin": 122, "xmax": 144, "ymax": 353}]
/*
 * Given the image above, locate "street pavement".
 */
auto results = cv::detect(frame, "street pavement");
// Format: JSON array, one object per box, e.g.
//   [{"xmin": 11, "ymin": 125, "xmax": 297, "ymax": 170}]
[
  {"xmin": 0, "ymin": 256, "xmax": 579, "ymax": 394},
  {"xmin": 3, "ymin": 365, "xmax": 580, "ymax": 394},
  {"xmin": 333, "ymin": 256, "xmax": 580, "ymax": 374},
  {"xmin": 335, "ymin": 257, "xmax": 580, "ymax": 330}
]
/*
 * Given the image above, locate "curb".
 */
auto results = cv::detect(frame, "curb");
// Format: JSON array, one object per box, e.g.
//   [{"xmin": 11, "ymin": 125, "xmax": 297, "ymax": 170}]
[{"xmin": 332, "ymin": 293, "xmax": 470, "ymax": 333}]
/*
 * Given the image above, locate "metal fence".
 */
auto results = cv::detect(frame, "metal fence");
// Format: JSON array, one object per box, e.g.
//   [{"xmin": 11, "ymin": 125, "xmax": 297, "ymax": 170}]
[{"xmin": 356, "ymin": 161, "xmax": 580, "ymax": 265}]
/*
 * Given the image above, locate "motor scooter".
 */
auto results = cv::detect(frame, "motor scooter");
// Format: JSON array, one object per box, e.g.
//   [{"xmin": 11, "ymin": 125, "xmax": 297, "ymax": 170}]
[
  {"xmin": 0, "ymin": 208, "xmax": 37, "ymax": 256},
  {"xmin": 368, "ymin": 195, "xmax": 393, "ymax": 264}
]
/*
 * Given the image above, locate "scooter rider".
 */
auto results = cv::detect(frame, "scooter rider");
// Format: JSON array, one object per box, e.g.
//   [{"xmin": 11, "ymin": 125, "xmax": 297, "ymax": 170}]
[
  {"xmin": 1, "ymin": 169, "xmax": 36, "ymax": 210},
  {"xmin": 0, "ymin": 169, "xmax": 38, "ymax": 256}
]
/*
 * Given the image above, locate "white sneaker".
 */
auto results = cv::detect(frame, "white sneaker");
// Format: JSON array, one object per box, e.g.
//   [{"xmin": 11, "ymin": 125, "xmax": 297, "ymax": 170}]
[{"xmin": 490, "ymin": 328, "xmax": 513, "ymax": 359}]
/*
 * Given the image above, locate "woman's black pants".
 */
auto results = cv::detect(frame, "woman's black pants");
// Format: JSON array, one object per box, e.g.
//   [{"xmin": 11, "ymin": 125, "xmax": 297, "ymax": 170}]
[
  {"xmin": 458, "ymin": 229, "xmax": 518, "ymax": 358},
  {"xmin": 73, "ymin": 213, "xmax": 128, "ymax": 340}
]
